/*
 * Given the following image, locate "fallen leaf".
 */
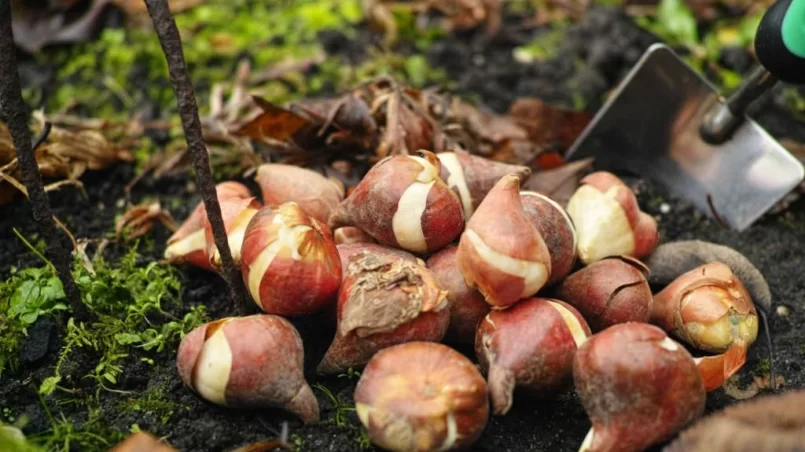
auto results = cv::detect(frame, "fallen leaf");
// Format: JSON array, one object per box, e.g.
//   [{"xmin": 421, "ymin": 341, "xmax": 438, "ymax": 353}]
[
  {"xmin": 522, "ymin": 157, "xmax": 594, "ymax": 206},
  {"xmin": 233, "ymin": 96, "xmax": 313, "ymax": 143},
  {"xmin": 508, "ymin": 97, "xmax": 592, "ymax": 152}
]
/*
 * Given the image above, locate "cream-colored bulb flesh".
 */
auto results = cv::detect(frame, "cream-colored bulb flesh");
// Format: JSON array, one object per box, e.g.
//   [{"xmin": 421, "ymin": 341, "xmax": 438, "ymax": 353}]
[{"xmin": 567, "ymin": 185, "xmax": 635, "ymax": 264}]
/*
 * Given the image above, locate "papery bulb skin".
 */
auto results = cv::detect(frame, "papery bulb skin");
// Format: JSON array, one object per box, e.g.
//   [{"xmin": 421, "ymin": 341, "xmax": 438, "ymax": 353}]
[
  {"xmin": 573, "ymin": 323, "xmax": 706, "ymax": 452},
  {"xmin": 456, "ymin": 174, "xmax": 552, "ymax": 308},
  {"xmin": 317, "ymin": 252, "xmax": 450, "ymax": 375},
  {"xmin": 240, "ymin": 203, "xmax": 341, "ymax": 316},
  {"xmin": 176, "ymin": 315, "xmax": 319, "ymax": 424},
  {"xmin": 206, "ymin": 196, "xmax": 262, "ymax": 269},
  {"xmin": 556, "ymin": 256, "xmax": 652, "ymax": 332},
  {"xmin": 520, "ymin": 191, "xmax": 577, "ymax": 285},
  {"xmin": 437, "ymin": 148, "xmax": 531, "ymax": 219},
  {"xmin": 354, "ymin": 342, "xmax": 489, "ymax": 452},
  {"xmin": 336, "ymin": 243, "xmax": 418, "ymax": 281},
  {"xmin": 475, "ymin": 297, "xmax": 590, "ymax": 415},
  {"xmin": 651, "ymin": 262, "xmax": 758, "ymax": 391},
  {"xmin": 255, "ymin": 163, "xmax": 344, "ymax": 224},
  {"xmin": 165, "ymin": 181, "xmax": 255, "ymax": 272},
  {"xmin": 328, "ymin": 150, "xmax": 464, "ymax": 254},
  {"xmin": 333, "ymin": 226, "xmax": 375, "ymax": 245},
  {"xmin": 427, "ymin": 245, "xmax": 490, "ymax": 344},
  {"xmin": 566, "ymin": 171, "xmax": 658, "ymax": 265}
]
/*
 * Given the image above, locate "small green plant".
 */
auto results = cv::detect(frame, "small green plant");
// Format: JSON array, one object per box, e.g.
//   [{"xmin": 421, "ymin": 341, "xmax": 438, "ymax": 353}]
[
  {"xmin": 755, "ymin": 358, "xmax": 771, "ymax": 373},
  {"xmin": 117, "ymin": 385, "xmax": 180, "ymax": 425},
  {"xmin": 312, "ymin": 383, "xmax": 356, "ymax": 427}
]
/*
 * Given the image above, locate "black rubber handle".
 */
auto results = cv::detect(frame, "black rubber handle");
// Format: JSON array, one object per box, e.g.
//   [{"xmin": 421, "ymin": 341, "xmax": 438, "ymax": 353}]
[{"xmin": 755, "ymin": 0, "xmax": 805, "ymax": 85}]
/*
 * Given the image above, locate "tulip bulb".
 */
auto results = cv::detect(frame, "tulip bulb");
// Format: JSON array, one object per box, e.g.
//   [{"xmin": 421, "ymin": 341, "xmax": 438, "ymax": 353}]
[
  {"xmin": 437, "ymin": 148, "xmax": 531, "ymax": 218},
  {"xmin": 165, "ymin": 181, "xmax": 254, "ymax": 272},
  {"xmin": 354, "ymin": 342, "xmax": 489, "ymax": 452},
  {"xmin": 456, "ymin": 174, "xmax": 552, "ymax": 308},
  {"xmin": 651, "ymin": 262, "xmax": 758, "ymax": 391},
  {"xmin": 255, "ymin": 163, "xmax": 344, "ymax": 224},
  {"xmin": 240, "ymin": 203, "xmax": 341, "ymax": 316},
  {"xmin": 574, "ymin": 323, "xmax": 706, "ymax": 452},
  {"xmin": 317, "ymin": 251, "xmax": 450, "ymax": 375},
  {"xmin": 177, "ymin": 315, "xmax": 319, "ymax": 424},
  {"xmin": 426, "ymin": 245, "xmax": 490, "ymax": 344},
  {"xmin": 328, "ymin": 150, "xmax": 464, "ymax": 254},
  {"xmin": 520, "ymin": 191, "xmax": 577, "ymax": 285},
  {"xmin": 333, "ymin": 226, "xmax": 375, "ymax": 245},
  {"xmin": 206, "ymin": 197, "xmax": 261, "ymax": 269},
  {"xmin": 566, "ymin": 171, "xmax": 658, "ymax": 265},
  {"xmin": 476, "ymin": 297, "xmax": 590, "ymax": 415},
  {"xmin": 556, "ymin": 256, "xmax": 653, "ymax": 332}
]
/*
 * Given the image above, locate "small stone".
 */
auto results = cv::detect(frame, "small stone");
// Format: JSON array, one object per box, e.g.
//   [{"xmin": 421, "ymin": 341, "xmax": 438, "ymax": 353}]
[
  {"xmin": 472, "ymin": 54, "xmax": 485, "ymax": 66},
  {"xmin": 20, "ymin": 316, "xmax": 57, "ymax": 364},
  {"xmin": 776, "ymin": 305, "xmax": 790, "ymax": 317},
  {"xmin": 660, "ymin": 203, "xmax": 671, "ymax": 214}
]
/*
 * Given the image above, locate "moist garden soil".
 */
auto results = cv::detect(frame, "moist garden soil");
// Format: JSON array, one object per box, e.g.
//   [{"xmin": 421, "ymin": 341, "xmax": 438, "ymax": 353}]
[{"xmin": 3, "ymin": 5, "xmax": 805, "ymax": 452}]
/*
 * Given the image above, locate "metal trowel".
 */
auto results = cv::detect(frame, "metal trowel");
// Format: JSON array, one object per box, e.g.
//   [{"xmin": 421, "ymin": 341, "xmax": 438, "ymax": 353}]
[{"xmin": 565, "ymin": 0, "xmax": 805, "ymax": 231}]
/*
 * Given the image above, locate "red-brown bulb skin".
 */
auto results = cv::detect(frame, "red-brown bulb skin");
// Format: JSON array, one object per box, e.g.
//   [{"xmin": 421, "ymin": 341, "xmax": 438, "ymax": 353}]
[
  {"xmin": 354, "ymin": 341, "xmax": 489, "ymax": 452},
  {"xmin": 573, "ymin": 323, "xmax": 706, "ymax": 452},
  {"xmin": 475, "ymin": 298, "xmax": 590, "ymax": 414},
  {"xmin": 556, "ymin": 256, "xmax": 652, "ymax": 332},
  {"xmin": 426, "ymin": 245, "xmax": 490, "ymax": 344},
  {"xmin": 520, "ymin": 191, "xmax": 577, "ymax": 285},
  {"xmin": 317, "ymin": 252, "xmax": 449, "ymax": 375},
  {"xmin": 456, "ymin": 174, "xmax": 552, "ymax": 308},
  {"xmin": 165, "ymin": 181, "xmax": 254, "ymax": 272},
  {"xmin": 240, "ymin": 204, "xmax": 341, "ymax": 316},
  {"xmin": 328, "ymin": 151, "xmax": 464, "ymax": 254},
  {"xmin": 176, "ymin": 315, "xmax": 319, "ymax": 424},
  {"xmin": 437, "ymin": 148, "xmax": 531, "ymax": 218},
  {"xmin": 333, "ymin": 226, "xmax": 376, "ymax": 245},
  {"xmin": 255, "ymin": 163, "xmax": 344, "ymax": 224}
]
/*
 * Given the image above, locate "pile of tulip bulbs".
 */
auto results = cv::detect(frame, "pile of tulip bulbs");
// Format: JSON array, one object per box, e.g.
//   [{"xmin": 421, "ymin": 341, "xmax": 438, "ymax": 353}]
[{"xmin": 166, "ymin": 149, "xmax": 759, "ymax": 452}]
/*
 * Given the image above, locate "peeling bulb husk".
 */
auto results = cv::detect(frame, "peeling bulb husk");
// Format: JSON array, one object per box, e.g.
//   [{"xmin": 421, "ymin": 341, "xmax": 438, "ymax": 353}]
[
  {"xmin": 566, "ymin": 172, "xmax": 658, "ymax": 265},
  {"xmin": 317, "ymin": 252, "xmax": 449, "ymax": 375}
]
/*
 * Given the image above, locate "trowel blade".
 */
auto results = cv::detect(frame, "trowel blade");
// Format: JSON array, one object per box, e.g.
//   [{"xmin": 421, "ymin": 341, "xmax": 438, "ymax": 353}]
[{"xmin": 565, "ymin": 43, "xmax": 804, "ymax": 231}]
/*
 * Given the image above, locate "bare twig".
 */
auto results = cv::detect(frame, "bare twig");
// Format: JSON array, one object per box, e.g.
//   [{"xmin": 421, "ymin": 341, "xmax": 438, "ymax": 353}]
[
  {"xmin": 144, "ymin": 0, "xmax": 251, "ymax": 314},
  {"xmin": 0, "ymin": 0, "xmax": 88, "ymax": 320}
]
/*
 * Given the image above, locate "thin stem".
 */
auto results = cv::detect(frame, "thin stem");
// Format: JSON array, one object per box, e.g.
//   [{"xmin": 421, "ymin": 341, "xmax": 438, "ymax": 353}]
[
  {"xmin": 143, "ymin": 0, "xmax": 250, "ymax": 315},
  {"xmin": 0, "ymin": 0, "xmax": 88, "ymax": 320}
]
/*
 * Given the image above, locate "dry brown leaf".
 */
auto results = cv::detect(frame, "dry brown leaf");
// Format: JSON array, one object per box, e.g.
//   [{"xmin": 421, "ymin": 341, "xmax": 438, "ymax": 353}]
[
  {"xmin": 508, "ymin": 97, "xmax": 593, "ymax": 152},
  {"xmin": 522, "ymin": 157, "xmax": 594, "ymax": 206},
  {"xmin": 233, "ymin": 96, "xmax": 313, "ymax": 143}
]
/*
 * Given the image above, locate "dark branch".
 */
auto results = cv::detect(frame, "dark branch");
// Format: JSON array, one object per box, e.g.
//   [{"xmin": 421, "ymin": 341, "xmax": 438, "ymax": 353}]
[
  {"xmin": 144, "ymin": 0, "xmax": 251, "ymax": 314},
  {"xmin": 0, "ymin": 0, "xmax": 88, "ymax": 320}
]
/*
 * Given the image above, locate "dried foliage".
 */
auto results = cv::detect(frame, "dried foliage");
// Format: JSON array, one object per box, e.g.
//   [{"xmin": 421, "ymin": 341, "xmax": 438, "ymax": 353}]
[
  {"xmin": 217, "ymin": 76, "xmax": 591, "ymax": 190},
  {"xmin": 0, "ymin": 112, "xmax": 133, "ymax": 207}
]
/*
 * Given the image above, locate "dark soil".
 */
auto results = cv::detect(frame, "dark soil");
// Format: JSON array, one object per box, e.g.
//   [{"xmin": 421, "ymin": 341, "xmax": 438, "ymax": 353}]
[{"xmin": 3, "ymin": 5, "xmax": 805, "ymax": 452}]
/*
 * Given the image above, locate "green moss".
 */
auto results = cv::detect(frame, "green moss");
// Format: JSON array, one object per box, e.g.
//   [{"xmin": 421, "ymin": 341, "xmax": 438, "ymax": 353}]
[
  {"xmin": 117, "ymin": 385, "xmax": 181, "ymax": 425},
  {"xmin": 755, "ymin": 359, "xmax": 771, "ymax": 373}
]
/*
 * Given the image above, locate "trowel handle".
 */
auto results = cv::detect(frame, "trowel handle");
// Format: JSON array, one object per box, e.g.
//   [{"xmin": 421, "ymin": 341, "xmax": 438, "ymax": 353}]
[{"xmin": 755, "ymin": 0, "xmax": 805, "ymax": 85}]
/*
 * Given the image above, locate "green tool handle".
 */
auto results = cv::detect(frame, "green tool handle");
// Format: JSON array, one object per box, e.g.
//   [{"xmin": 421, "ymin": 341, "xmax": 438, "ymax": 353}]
[{"xmin": 756, "ymin": 0, "xmax": 805, "ymax": 84}]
